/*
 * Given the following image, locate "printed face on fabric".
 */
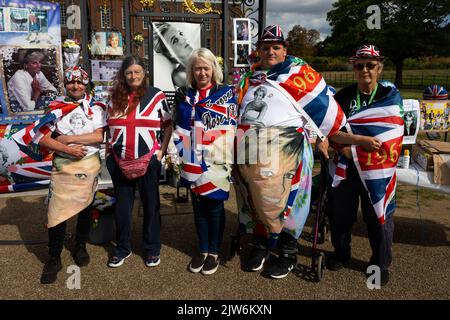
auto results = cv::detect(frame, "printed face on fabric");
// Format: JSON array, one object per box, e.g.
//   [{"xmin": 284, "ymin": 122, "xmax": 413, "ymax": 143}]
[
  {"xmin": 124, "ymin": 64, "xmax": 145, "ymax": 90},
  {"xmin": 353, "ymin": 59, "xmax": 382, "ymax": 87},
  {"xmin": 258, "ymin": 42, "xmax": 287, "ymax": 70},
  {"xmin": 69, "ymin": 113, "xmax": 85, "ymax": 129},
  {"xmin": 193, "ymin": 57, "xmax": 213, "ymax": 90}
]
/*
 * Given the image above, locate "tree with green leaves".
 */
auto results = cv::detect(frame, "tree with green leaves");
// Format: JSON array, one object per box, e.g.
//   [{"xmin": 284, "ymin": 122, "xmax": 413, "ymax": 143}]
[
  {"xmin": 286, "ymin": 25, "xmax": 321, "ymax": 57},
  {"xmin": 324, "ymin": 0, "xmax": 450, "ymax": 87}
]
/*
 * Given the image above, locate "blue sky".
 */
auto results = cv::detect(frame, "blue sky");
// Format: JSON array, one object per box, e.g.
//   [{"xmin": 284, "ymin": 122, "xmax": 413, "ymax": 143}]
[{"xmin": 266, "ymin": 0, "xmax": 335, "ymax": 40}]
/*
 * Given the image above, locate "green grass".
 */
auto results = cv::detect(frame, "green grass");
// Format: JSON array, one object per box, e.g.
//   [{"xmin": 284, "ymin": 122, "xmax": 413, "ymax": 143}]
[
  {"xmin": 397, "ymin": 187, "xmax": 449, "ymax": 207},
  {"xmin": 398, "ymin": 89, "xmax": 423, "ymax": 99},
  {"xmin": 333, "ymin": 87, "xmax": 422, "ymax": 100},
  {"xmin": 323, "ymin": 69, "xmax": 450, "ymax": 90},
  {"xmin": 417, "ymin": 188, "xmax": 449, "ymax": 201}
]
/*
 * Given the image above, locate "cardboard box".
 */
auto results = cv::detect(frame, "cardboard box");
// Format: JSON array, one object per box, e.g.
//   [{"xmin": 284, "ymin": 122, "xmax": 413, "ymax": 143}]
[
  {"xmin": 433, "ymin": 154, "xmax": 450, "ymax": 185},
  {"xmin": 411, "ymin": 140, "xmax": 450, "ymax": 171}
]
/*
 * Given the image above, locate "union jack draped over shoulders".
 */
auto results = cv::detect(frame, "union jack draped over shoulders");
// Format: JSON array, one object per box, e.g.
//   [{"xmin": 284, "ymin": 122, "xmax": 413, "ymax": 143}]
[
  {"xmin": 174, "ymin": 86, "xmax": 237, "ymax": 200},
  {"xmin": 331, "ymin": 88, "xmax": 404, "ymax": 223},
  {"xmin": 12, "ymin": 94, "xmax": 104, "ymax": 161},
  {"xmin": 240, "ymin": 56, "xmax": 346, "ymax": 138}
]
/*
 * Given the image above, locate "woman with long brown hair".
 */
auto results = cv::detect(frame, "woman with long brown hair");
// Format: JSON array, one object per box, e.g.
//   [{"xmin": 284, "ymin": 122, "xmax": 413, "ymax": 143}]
[{"xmin": 106, "ymin": 56, "xmax": 172, "ymax": 268}]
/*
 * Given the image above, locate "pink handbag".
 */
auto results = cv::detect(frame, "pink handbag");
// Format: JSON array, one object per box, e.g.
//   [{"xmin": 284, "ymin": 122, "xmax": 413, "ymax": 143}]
[{"xmin": 113, "ymin": 151, "xmax": 152, "ymax": 180}]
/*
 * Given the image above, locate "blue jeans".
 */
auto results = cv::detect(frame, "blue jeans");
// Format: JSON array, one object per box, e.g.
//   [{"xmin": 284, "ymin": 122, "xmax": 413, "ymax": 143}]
[{"xmin": 191, "ymin": 192, "xmax": 225, "ymax": 255}]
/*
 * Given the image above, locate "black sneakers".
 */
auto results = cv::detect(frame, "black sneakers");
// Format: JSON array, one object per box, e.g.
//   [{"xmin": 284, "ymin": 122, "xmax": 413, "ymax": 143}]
[
  {"xmin": 189, "ymin": 254, "xmax": 207, "ymax": 273},
  {"xmin": 326, "ymin": 254, "xmax": 349, "ymax": 271},
  {"xmin": 145, "ymin": 256, "xmax": 161, "ymax": 267},
  {"xmin": 201, "ymin": 255, "xmax": 219, "ymax": 275},
  {"xmin": 40, "ymin": 256, "xmax": 62, "ymax": 284},
  {"xmin": 267, "ymin": 253, "xmax": 297, "ymax": 279},
  {"xmin": 72, "ymin": 244, "xmax": 90, "ymax": 267},
  {"xmin": 107, "ymin": 252, "xmax": 132, "ymax": 268},
  {"xmin": 245, "ymin": 245, "xmax": 269, "ymax": 272}
]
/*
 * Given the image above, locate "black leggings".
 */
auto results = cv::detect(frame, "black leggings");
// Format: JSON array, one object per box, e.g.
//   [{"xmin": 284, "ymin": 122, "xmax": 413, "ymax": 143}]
[{"xmin": 48, "ymin": 204, "xmax": 92, "ymax": 257}]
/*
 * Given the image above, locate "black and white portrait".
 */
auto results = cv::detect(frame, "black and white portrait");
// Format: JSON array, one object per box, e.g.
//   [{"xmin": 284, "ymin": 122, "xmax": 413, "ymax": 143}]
[
  {"xmin": 241, "ymin": 86, "xmax": 268, "ymax": 125},
  {"xmin": 403, "ymin": 99, "xmax": 420, "ymax": 144},
  {"xmin": 152, "ymin": 22, "xmax": 201, "ymax": 92},
  {"xmin": 0, "ymin": 143, "xmax": 9, "ymax": 177},
  {"xmin": 69, "ymin": 113, "xmax": 86, "ymax": 134}
]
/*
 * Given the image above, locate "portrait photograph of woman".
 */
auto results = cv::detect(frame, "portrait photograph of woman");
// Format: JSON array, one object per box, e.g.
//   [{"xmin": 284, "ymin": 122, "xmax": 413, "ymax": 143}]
[
  {"xmin": 234, "ymin": 18, "xmax": 251, "ymax": 42},
  {"xmin": 0, "ymin": 46, "xmax": 62, "ymax": 115},
  {"xmin": 152, "ymin": 22, "xmax": 201, "ymax": 92},
  {"xmin": 234, "ymin": 42, "xmax": 250, "ymax": 67}
]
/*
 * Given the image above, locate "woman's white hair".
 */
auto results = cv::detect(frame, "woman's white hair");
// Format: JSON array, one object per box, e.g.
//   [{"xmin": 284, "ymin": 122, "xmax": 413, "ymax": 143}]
[{"xmin": 186, "ymin": 48, "xmax": 223, "ymax": 88}]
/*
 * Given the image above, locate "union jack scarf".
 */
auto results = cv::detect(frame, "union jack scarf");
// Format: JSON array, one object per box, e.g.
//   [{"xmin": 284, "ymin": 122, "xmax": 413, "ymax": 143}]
[
  {"xmin": 237, "ymin": 56, "xmax": 345, "ymax": 238},
  {"xmin": 331, "ymin": 88, "xmax": 404, "ymax": 223},
  {"xmin": 239, "ymin": 55, "xmax": 346, "ymax": 138},
  {"xmin": 174, "ymin": 86, "xmax": 237, "ymax": 200},
  {"xmin": 12, "ymin": 94, "xmax": 105, "ymax": 161}
]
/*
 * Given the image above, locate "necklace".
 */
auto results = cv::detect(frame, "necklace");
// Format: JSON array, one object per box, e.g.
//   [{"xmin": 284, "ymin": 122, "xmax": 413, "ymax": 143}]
[{"xmin": 356, "ymin": 83, "xmax": 378, "ymax": 109}]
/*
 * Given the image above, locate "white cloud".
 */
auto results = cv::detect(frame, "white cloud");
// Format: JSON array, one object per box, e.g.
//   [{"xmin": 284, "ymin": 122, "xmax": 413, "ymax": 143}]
[{"xmin": 266, "ymin": 0, "xmax": 335, "ymax": 40}]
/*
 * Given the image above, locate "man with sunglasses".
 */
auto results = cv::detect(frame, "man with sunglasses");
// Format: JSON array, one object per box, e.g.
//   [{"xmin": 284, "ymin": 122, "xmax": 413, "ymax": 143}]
[{"xmin": 327, "ymin": 45, "xmax": 404, "ymax": 286}]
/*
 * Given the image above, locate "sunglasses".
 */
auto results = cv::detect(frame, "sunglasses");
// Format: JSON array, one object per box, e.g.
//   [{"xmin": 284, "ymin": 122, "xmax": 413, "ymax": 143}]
[{"xmin": 354, "ymin": 63, "xmax": 379, "ymax": 71}]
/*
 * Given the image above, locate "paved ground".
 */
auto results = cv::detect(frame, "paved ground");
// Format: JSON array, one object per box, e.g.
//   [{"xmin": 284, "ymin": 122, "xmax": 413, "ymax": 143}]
[{"xmin": 0, "ymin": 183, "xmax": 448, "ymax": 300}]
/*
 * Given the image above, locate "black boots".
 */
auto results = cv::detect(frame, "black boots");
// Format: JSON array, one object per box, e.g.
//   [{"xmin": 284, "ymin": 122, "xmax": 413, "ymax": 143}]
[
  {"xmin": 40, "ymin": 256, "xmax": 62, "ymax": 284},
  {"xmin": 72, "ymin": 244, "xmax": 90, "ymax": 267}
]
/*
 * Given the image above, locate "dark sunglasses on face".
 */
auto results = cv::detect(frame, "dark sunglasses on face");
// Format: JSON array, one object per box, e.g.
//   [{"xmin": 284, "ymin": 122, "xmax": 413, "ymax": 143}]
[{"xmin": 354, "ymin": 62, "xmax": 378, "ymax": 71}]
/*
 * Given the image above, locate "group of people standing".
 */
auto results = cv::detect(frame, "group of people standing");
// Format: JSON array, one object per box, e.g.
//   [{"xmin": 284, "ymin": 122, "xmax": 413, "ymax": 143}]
[{"xmin": 13, "ymin": 25, "xmax": 403, "ymax": 287}]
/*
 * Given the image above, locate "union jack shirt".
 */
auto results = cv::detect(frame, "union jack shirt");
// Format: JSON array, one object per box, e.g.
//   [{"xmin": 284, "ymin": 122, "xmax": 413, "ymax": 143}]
[{"xmin": 108, "ymin": 87, "xmax": 172, "ymax": 160}]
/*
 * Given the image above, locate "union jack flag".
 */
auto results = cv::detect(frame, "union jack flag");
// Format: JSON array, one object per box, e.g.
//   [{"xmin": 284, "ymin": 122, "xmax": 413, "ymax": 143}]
[
  {"xmin": 273, "ymin": 57, "xmax": 346, "ymax": 138},
  {"xmin": 262, "ymin": 25, "xmax": 282, "ymax": 38},
  {"xmin": 239, "ymin": 56, "xmax": 346, "ymax": 139},
  {"xmin": 331, "ymin": 89, "xmax": 404, "ymax": 223},
  {"xmin": 0, "ymin": 180, "xmax": 50, "ymax": 193},
  {"xmin": 108, "ymin": 88, "xmax": 171, "ymax": 160},
  {"xmin": 423, "ymin": 84, "xmax": 448, "ymax": 100},
  {"xmin": 355, "ymin": 45, "xmax": 382, "ymax": 58},
  {"xmin": 12, "ymin": 95, "xmax": 102, "ymax": 161},
  {"xmin": 174, "ymin": 86, "xmax": 237, "ymax": 200}
]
